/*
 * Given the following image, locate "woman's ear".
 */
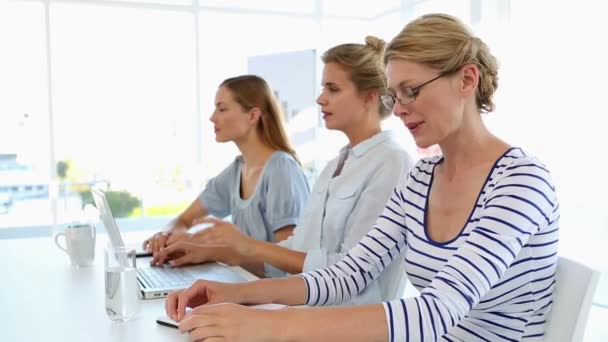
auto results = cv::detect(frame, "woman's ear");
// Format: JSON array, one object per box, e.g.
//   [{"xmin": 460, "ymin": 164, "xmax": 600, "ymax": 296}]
[
  {"xmin": 460, "ymin": 63, "xmax": 480, "ymax": 97},
  {"xmin": 248, "ymin": 107, "xmax": 262, "ymax": 126},
  {"xmin": 364, "ymin": 89, "xmax": 380, "ymax": 107}
]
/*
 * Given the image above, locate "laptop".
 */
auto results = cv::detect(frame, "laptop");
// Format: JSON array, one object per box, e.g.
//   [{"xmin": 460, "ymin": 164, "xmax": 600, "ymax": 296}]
[{"xmin": 90, "ymin": 185, "xmax": 251, "ymax": 299}]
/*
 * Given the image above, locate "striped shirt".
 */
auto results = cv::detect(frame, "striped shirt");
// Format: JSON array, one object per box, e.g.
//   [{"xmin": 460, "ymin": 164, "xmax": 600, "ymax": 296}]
[{"xmin": 300, "ymin": 147, "xmax": 559, "ymax": 341}]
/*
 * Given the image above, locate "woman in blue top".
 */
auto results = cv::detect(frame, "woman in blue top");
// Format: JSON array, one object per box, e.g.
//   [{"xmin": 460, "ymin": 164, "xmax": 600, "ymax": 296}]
[
  {"xmin": 152, "ymin": 37, "xmax": 414, "ymax": 300},
  {"xmin": 164, "ymin": 14, "xmax": 559, "ymax": 342},
  {"xmin": 143, "ymin": 75, "xmax": 310, "ymax": 255}
]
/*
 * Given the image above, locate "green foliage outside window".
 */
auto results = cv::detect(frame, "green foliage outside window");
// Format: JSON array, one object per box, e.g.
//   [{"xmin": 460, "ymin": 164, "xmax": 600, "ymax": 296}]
[{"xmin": 80, "ymin": 189, "xmax": 141, "ymax": 218}]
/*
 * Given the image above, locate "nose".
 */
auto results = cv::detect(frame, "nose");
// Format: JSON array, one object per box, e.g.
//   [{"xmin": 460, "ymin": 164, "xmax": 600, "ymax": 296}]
[
  {"xmin": 209, "ymin": 111, "xmax": 217, "ymax": 123},
  {"xmin": 316, "ymin": 92, "xmax": 326, "ymax": 106},
  {"xmin": 392, "ymin": 100, "xmax": 409, "ymax": 118}
]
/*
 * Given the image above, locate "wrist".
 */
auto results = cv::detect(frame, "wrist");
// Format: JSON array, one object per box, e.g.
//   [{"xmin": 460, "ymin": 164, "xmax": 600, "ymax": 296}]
[
  {"xmin": 165, "ymin": 218, "xmax": 188, "ymax": 232},
  {"xmin": 246, "ymin": 238, "xmax": 265, "ymax": 260}
]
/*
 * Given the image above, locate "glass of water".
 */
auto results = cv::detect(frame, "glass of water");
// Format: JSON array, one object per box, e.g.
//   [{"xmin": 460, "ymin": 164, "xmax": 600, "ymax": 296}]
[{"xmin": 104, "ymin": 246, "xmax": 140, "ymax": 322}]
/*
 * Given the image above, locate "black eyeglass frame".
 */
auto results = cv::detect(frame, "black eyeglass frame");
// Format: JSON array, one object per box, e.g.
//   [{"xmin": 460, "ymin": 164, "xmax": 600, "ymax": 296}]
[{"xmin": 381, "ymin": 72, "xmax": 448, "ymax": 111}]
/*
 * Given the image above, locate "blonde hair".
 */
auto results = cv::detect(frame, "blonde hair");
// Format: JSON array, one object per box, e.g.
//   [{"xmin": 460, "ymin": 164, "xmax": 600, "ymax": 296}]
[
  {"xmin": 220, "ymin": 75, "xmax": 300, "ymax": 164},
  {"xmin": 385, "ymin": 13, "xmax": 499, "ymax": 113},
  {"xmin": 322, "ymin": 36, "xmax": 391, "ymax": 119}
]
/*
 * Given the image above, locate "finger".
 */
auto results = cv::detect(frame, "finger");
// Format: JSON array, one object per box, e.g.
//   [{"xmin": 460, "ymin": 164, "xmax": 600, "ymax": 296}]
[
  {"xmin": 158, "ymin": 233, "xmax": 169, "ymax": 249},
  {"xmin": 177, "ymin": 283, "xmax": 204, "ymax": 321},
  {"xmin": 189, "ymin": 326, "xmax": 223, "ymax": 341},
  {"xmin": 165, "ymin": 289, "xmax": 182, "ymax": 320},
  {"xmin": 152, "ymin": 234, "xmax": 160, "ymax": 254},
  {"xmin": 170, "ymin": 253, "xmax": 193, "ymax": 267},
  {"xmin": 153, "ymin": 233, "xmax": 166, "ymax": 254},
  {"xmin": 159, "ymin": 242, "xmax": 182, "ymax": 264},
  {"xmin": 150, "ymin": 252, "xmax": 160, "ymax": 265},
  {"xmin": 176, "ymin": 290, "xmax": 192, "ymax": 322},
  {"xmin": 152, "ymin": 248, "xmax": 170, "ymax": 265},
  {"xmin": 179, "ymin": 313, "xmax": 218, "ymax": 334},
  {"xmin": 166, "ymin": 232, "xmax": 180, "ymax": 245}
]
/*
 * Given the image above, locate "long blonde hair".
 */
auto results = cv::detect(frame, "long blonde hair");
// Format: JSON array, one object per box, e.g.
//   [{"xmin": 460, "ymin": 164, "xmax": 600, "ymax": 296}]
[
  {"xmin": 220, "ymin": 75, "xmax": 300, "ymax": 164},
  {"xmin": 321, "ymin": 36, "xmax": 391, "ymax": 119},
  {"xmin": 385, "ymin": 13, "xmax": 499, "ymax": 113}
]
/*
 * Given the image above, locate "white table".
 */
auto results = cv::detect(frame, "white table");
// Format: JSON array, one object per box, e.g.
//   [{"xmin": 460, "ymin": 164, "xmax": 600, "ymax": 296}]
[{"xmin": 0, "ymin": 231, "xmax": 258, "ymax": 341}]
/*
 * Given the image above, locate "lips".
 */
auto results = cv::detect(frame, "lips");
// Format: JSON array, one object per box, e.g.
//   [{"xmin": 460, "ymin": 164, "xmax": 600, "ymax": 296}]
[
  {"xmin": 405, "ymin": 121, "xmax": 423, "ymax": 130},
  {"xmin": 321, "ymin": 111, "xmax": 332, "ymax": 119}
]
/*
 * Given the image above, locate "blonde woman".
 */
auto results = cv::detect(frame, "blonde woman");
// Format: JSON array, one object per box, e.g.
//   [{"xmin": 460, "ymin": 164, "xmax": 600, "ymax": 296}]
[
  {"xmin": 143, "ymin": 75, "xmax": 310, "ymax": 254},
  {"xmin": 166, "ymin": 14, "xmax": 559, "ymax": 341},
  {"xmin": 153, "ymin": 37, "xmax": 414, "ymax": 301}
]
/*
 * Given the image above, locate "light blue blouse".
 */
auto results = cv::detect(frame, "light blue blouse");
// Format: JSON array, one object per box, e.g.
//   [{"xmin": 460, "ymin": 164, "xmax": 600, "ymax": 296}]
[
  {"xmin": 271, "ymin": 131, "xmax": 415, "ymax": 304},
  {"xmin": 198, "ymin": 151, "xmax": 310, "ymax": 242}
]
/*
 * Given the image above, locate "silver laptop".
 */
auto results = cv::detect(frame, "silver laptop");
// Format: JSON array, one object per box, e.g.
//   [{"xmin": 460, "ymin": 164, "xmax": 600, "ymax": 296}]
[{"xmin": 91, "ymin": 185, "xmax": 249, "ymax": 299}]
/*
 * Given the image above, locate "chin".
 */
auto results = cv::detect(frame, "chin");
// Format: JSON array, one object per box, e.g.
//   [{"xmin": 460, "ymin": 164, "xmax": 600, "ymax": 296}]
[
  {"xmin": 323, "ymin": 122, "xmax": 338, "ymax": 131},
  {"xmin": 413, "ymin": 137, "xmax": 436, "ymax": 149}
]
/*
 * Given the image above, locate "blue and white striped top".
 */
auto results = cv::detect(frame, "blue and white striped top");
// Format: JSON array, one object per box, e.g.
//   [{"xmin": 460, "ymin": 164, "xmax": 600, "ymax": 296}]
[{"xmin": 300, "ymin": 147, "xmax": 559, "ymax": 341}]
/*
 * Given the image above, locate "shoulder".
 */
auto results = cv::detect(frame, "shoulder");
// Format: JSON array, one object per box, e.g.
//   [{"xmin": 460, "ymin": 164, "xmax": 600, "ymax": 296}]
[
  {"xmin": 263, "ymin": 151, "xmax": 306, "ymax": 182},
  {"xmin": 265, "ymin": 151, "xmax": 301, "ymax": 170},
  {"xmin": 408, "ymin": 155, "xmax": 442, "ymax": 178},
  {"xmin": 497, "ymin": 147, "xmax": 549, "ymax": 168},
  {"xmin": 367, "ymin": 135, "xmax": 416, "ymax": 168},
  {"xmin": 488, "ymin": 147, "xmax": 558, "ymax": 208},
  {"xmin": 493, "ymin": 148, "xmax": 554, "ymax": 184}
]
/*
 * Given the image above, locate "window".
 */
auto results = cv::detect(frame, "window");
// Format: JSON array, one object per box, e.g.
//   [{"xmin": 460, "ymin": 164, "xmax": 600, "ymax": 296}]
[
  {"xmin": 2, "ymin": 1, "xmax": 606, "ymax": 339},
  {"xmin": 0, "ymin": 0, "xmax": 50, "ymax": 232}
]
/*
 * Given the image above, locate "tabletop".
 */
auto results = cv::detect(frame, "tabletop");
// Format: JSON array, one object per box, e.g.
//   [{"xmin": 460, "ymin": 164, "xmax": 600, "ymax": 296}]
[{"xmin": 0, "ymin": 230, "xmax": 258, "ymax": 341}]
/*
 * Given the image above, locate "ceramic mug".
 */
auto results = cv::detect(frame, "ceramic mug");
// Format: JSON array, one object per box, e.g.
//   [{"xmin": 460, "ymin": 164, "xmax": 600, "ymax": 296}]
[{"xmin": 54, "ymin": 223, "xmax": 96, "ymax": 267}]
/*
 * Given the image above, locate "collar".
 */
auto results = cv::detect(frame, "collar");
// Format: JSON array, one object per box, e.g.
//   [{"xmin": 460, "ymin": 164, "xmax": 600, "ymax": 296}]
[{"xmin": 339, "ymin": 130, "xmax": 393, "ymax": 158}]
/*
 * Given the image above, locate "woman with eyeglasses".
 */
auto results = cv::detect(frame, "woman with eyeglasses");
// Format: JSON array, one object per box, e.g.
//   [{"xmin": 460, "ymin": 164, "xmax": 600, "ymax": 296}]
[
  {"xmin": 164, "ymin": 14, "xmax": 559, "ymax": 341},
  {"xmin": 153, "ymin": 36, "xmax": 414, "ymax": 302}
]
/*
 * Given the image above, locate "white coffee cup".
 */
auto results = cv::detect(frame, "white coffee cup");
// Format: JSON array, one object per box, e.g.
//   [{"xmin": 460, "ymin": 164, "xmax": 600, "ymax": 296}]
[{"xmin": 54, "ymin": 223, "xmax": 96, "ymax": 267}]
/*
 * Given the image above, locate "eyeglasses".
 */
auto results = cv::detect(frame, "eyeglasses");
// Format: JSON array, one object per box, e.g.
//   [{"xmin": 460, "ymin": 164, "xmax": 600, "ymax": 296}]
[{"xmin": 381, "ymin": 73, "xmax": 447, "ymax": 111}]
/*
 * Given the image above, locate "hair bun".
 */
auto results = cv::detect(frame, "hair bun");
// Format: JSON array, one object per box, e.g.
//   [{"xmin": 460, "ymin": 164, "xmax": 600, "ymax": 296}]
[{"xmin": 365, "ymin": 36, "xmax": 386, "ymax": 52}]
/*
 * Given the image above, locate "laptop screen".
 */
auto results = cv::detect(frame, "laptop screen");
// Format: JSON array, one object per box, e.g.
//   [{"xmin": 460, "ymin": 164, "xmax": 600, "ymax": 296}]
[{"xmin": 91, "ymin": 185, "xmax": 125, "ymax": 249}]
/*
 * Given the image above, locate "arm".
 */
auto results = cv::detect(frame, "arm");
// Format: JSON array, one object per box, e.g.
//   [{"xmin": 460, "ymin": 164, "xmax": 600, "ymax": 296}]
[
  {"xmin": 186, "ymin": 154, "xmax": 410, "ymax": 277},
  {"xmin": 188, "ymin": 218, "xmax": 305, "ymax": 274},
  {"xmin": 236, "ymin": 277, "xmax": 389, "ymax": 341},
  {"xmin": 167, "ymin": 275, "xmax": 310, "ymax": 321},
  {"xmin": 273, "ymin": 224, "xmax": 295, "ymax": 242},
  {"xmin": 200, "ymin": 229, "xmax": 307, "ymax": 275},
  {"xmin": 280, "ymin": 305, "xmax": 388, "ymax": 341},
  {"xmin": 262, "ymin": 154, "xmax": 310, "ymax": 240},
  {"xmin": 174, "ymin": 278, "xmax": 389, "ymax": 341},
  {"xmin": 257, "ymin": 149, "xmax": 411, "ymax": 277},
  {"xmin": 249, "ymin": 238, "xmax": 307, "ymax": 274},
  {"xmin": 169, "ymin": 198, "xmax": 209, "ymax": 231},
  {"xmin": 303, "ymin": 149, "xmax": 412, "ymax": 273},
  {"xmin": 302, "ymin": 158, "xmax": 559, "ymax": 341},
  {"xmin": 143, "ymin": 198, "xmax": 210, "ymax": 253},
  {"xmin": 144, "ymin": 162, "xmax": 235, "ymax": 252}
]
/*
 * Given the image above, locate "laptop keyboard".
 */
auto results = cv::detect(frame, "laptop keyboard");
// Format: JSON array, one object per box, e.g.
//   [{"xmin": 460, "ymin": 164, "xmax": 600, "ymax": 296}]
[{"xmin": 138, "ymin": 266, "xmax": 195, "ymax": 288}]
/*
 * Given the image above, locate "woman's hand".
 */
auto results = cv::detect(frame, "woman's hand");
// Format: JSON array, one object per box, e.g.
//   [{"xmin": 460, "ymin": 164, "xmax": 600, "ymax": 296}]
[
  {"xmin": 150, "ymin": 241, "xmax": 244, "ymax": 267},
  {"xmin": 143, "ymin": 228, "xmax": 190, "ymax": 254},
  {"xmin": 191, "ymin": 217, "xmax": 256, "ymax": 258},
  {"xmin": 165, "ymin": 280, "xmax": 243, "ymax": 322},
  {"xmin": 179, "ymin": 303, "xmax": 283, "ymax": 342}
]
